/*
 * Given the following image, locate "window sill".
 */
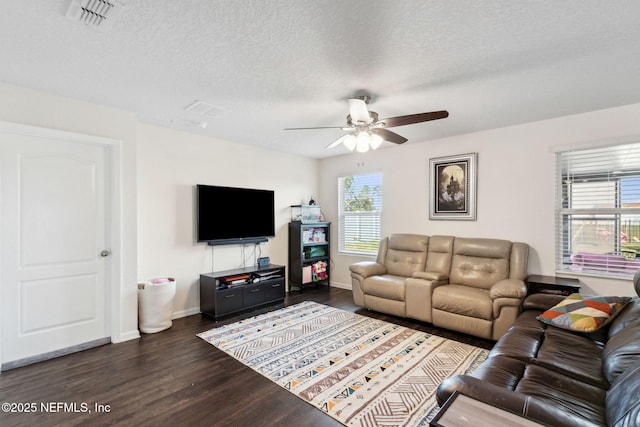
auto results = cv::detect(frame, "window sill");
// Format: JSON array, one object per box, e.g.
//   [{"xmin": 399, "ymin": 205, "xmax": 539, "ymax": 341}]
[{"xmin": 556, "ymin": 267, "xmax": 634, "ymax": 280}]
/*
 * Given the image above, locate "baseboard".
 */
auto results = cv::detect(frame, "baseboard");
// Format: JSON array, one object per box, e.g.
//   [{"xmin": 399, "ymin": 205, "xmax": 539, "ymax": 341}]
[
  {"xmin": 330, "ymin": 281, "xmax": 352, "ymax": 290},
  {"xmin": 112, "ymin": 329, "xmax": 141, "ymax": 343},
  {"xmin": 172, "ymin": 307, "xmax": 201, "ymax": 319},
  {"xmin": 1, "ymin": 337, "xmax": 111, "ymax": 371}
]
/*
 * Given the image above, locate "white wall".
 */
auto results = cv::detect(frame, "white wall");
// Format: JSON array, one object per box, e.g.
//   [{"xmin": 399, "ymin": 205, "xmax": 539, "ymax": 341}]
[
  {"xmin": 136, "ymin": 123, "xmax": 319, "ymax": 317},
  {"xmin": 0, "ymin": 83, "xmax": 139, "ymax": 343},
  {"xmin": 0, "ymin": 83, "xmax": 319, "ymax": 341},
  {"xmin": 319, "ymin": 103, "xmax": 640, "ymax": 297},
  {"xmin": 3, "ymin": 80, "xmax": 639, "ymax": 345}
]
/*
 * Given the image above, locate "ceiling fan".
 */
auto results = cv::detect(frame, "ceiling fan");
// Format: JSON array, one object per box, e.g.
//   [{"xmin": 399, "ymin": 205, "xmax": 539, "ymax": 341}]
[{"xmin": 284, "ymin": 96, "xmax": 449, "ymax": 152}]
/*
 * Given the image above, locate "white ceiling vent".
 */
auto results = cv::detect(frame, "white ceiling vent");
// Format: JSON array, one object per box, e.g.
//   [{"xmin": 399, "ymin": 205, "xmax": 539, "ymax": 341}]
[
  {"xmin": 65, "ymin": 0, "xmax": 124, "ymax": 31},
  {"xmin": 184, "ymin": 100, "xmax": 231, "ymax": 118}
]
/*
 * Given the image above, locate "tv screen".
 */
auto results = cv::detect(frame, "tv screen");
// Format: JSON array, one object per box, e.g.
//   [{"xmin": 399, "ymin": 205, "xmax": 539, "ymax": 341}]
[{"xmin": 197, "ymin": 184, "xmax": 275, "ymax": 245}]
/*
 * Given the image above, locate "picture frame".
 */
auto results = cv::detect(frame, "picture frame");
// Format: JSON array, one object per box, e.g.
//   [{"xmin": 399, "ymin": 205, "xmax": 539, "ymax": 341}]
[{"xmin": 429, "ymin": 152, "xmax": 477, "ymax": 220}]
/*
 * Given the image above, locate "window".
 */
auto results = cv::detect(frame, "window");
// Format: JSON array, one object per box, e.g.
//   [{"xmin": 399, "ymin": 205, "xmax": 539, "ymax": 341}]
[
  {"xmin": 338, "ymin": 172, "xmax": 382, "ymax": 255},
  {"xmin": 556, "ymin": 142, "xmax": 640, "ymax": 278}
]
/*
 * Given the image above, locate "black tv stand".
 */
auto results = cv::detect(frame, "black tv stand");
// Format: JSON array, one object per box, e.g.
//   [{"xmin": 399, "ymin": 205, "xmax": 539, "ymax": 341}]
[{"xmin": 200, "ymin": 264, "xmax": 285, "ymax": 319}]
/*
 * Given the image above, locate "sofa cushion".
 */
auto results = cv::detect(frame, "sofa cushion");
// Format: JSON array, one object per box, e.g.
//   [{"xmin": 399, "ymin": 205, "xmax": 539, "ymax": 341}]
[
  {"xmin": 432, "ymin": 284, "xmax": 492, "ymax": 320},
  {"xmin": 362, "ymin": 275, "xmax": 405, "ymax": 301},
  {"xmin": 534, "ymin": 325, "xmax": 608, "ymax": 389},
  {"xmin": 469, "ymin": 354, "xmax": 528, "ymax": 390},
  {"xmin": 489, "ymin": 311, "xmax": 545, "ymax": 361},
  {"xmin": 493, "ymin": 307, "xmax": 608, "ymax": 389},
  {"xmin": 450, "ymin": 238, "xmax": 512, "ymax": 289},
  {"xmin": 536, "ymin": 294, "xmax": 631, "ymax": 333},
  {"xmin": 505, "ymin": 309, "xmax": 548, "ymax": 335},
  {"xmin": 515, "ymin": 364, "xmax": 607, "ymax": 426},
  {"xmin": 425, "ymin": 235, "xmax": 454, "ymax": 275},
  {"xmin": 384, "ymin": 234, "xmax": 428, "ymax": 277}
]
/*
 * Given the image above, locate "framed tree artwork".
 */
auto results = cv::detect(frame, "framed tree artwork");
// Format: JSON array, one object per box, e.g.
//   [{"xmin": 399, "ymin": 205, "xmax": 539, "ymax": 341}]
[{"xmin": 429, "ymin": 153, "xmax": 477, "ymax": 220}]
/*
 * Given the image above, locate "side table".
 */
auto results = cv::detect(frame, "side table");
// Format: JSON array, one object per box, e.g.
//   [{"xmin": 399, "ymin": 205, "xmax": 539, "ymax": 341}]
[{"xmin": 526, "ymin": 274, "xmax": 581, "ymax": 296}]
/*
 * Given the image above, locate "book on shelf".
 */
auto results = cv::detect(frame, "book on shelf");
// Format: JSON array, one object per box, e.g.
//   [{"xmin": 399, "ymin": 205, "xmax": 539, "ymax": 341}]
[
  {"xmin": 253, "ymin": 270, "xmax": 280, "ymax": 279},
  {"xmin": 220, "ymin": 273, "xmax": 250, "ymax": 284}
]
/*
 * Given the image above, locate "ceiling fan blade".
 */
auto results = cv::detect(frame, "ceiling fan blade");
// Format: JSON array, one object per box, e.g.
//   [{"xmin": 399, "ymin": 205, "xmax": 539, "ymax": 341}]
[
  {"xmin": 325, "ymin": 134, "xmax": 349, "ymax": 149},
  {"xmin": 371, "ymin": 128, "xmax": 408, "ymax": 144},
  {"xmin": 380, "ymin": 110, "xmax": 449, "ymax": 128},
  {"xmin": 348, "ymin": 98, "xmax": 372, "ymax": 124},
  {"xmin": 284, "ymin": 126, "xmax": 345, "ymax": 130}
]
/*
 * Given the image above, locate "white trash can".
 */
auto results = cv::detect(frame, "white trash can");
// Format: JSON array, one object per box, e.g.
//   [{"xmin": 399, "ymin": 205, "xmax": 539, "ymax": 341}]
[{"xmin": 138, "ymin": 277, "xmax": 176, "ymax": 333}]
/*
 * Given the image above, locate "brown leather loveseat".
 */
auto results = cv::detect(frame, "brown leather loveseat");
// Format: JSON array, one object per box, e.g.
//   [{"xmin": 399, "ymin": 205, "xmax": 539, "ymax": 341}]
[
  {"xmin": 436, "ymin": 278, "xmax": 640, "ymax": 426},
  {"xmin": 350, "ymin": 234, "xmax": 529, "ymax": 340}
]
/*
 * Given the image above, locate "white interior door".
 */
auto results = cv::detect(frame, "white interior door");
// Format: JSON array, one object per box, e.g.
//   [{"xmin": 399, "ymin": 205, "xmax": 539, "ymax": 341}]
[{"xmin": 1, "ymin": 130, "xmax": 110, "ymax": 367}]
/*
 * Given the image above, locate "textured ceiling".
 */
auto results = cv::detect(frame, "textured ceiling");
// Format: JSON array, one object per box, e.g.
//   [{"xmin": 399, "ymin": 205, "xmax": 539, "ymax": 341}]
[{"xmin": 2, "ymin": 1, "xmax": 640, "ymax": 158}]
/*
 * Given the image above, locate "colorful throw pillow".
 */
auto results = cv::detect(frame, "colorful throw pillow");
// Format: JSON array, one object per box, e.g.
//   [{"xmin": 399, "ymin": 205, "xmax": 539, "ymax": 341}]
[{"xmin": 536, "ymin": 294, "xmax": 631, "ymax": 333}]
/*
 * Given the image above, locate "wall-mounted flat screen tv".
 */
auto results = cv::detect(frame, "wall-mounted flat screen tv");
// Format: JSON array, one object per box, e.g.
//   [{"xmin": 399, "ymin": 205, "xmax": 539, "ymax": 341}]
[{"xmin": 197, "ymin": 184, "xmax": 275, "ymax": 245}]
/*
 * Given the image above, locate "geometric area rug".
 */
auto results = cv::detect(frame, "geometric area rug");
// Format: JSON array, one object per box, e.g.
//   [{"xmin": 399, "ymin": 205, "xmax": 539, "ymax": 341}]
[{"xmin": 198, "ymin": 301, "xmax": 489, "ymax": 427}]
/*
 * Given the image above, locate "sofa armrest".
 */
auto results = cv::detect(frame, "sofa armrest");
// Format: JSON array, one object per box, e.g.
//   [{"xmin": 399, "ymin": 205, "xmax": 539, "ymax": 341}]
[
  {"xmin": 437, "ymin": 375, "xmax": 526, "ymax": 407},
  {"xmin": 489, "ymin": 279, "xmax": 527, "ymax": 300},
  {"xmin": 437, "ymin": 375, "xmax": 601, "ymax": 427},
  {"xmin": 349, "ymin": 261, "xmax": 386, "ymax": 278},
  {"xmin": 412, "ymin": 270, "xmax": 448, "ymax": 281},
  {"xmin": 405, "ymin": 273, "xmax": 449, "ymax": 323}
]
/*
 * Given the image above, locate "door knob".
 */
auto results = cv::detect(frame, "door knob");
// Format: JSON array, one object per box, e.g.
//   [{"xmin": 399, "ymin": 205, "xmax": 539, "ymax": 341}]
[{"xmin": 101, "ymin": 250, "xmax": 110, "ymax": 257}]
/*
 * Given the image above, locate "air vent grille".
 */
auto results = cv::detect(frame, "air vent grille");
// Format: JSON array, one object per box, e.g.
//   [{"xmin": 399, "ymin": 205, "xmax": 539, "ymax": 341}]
[
  {"xmin": 185, "ymin": 100, "xmax": 230, "ymax": 118},
  {"xmin": 66, "ymin": 0, "xmax": 123, "ymax": 30}
]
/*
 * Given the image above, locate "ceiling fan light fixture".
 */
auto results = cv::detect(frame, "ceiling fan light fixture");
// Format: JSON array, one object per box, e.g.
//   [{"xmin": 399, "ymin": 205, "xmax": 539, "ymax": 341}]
[
  {"xmin": 285, "ymin": 96, "xmax": 449, "ymax": 152},
  {"xmin": 369, "ymin": 133, "xmax": 383, "ymax": 150},
  {"xmin": 356, "ymin": 132, "xmax": 370, "ymax": 153},
  {"xmin": 343, "ymin": 134, "xmax": 357, "ymax": 151}
]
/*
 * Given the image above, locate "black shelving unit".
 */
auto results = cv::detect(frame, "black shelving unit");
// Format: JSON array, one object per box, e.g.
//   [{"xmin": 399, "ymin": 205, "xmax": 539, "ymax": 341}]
[{"xmin": 288, "ymin": 222, "xmax": 331, "ymax": 290}]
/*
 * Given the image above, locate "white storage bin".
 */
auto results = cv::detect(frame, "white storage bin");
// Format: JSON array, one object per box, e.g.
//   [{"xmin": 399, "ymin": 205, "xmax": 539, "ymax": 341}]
[{"xmin": 138, "ymin": 277, "xmax": 176, "ymax": 333}]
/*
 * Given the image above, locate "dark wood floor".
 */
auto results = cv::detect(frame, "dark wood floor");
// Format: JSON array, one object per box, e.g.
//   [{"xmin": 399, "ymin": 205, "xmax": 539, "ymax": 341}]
[{"xmin": 0, "ymin": 287, "xmax": 493, "ymax": 427}]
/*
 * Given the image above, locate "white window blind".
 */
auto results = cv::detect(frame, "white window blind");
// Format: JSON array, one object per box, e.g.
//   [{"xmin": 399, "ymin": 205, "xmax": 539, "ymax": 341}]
[
  {"xmin": 556, "ymin": 142, "xmax": 640, "ymax": 278},
  {"xmin": 338, "ymin": 172, "xmax": 382, "ymax": 256}
]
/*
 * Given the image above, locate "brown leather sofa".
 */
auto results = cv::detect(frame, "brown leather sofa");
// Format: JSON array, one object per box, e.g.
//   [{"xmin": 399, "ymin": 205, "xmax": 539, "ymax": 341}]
[
  {"xmin": 436, "ymin": 280, "xmax": 640, "ymax": 427},
  {"xmin": 350, "ymin": 234, "xmax": 529, "ymax": 340}
]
